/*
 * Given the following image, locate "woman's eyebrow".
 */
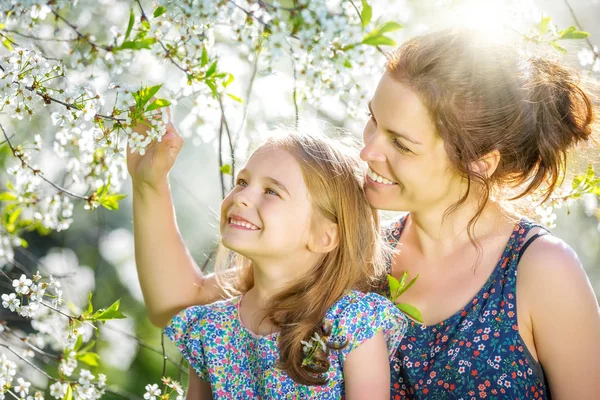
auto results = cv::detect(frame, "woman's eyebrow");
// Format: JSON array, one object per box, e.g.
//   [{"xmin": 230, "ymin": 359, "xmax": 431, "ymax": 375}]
[{"xmin": 368, "ymin": 100, "xmax": 423, "ymax": 146}]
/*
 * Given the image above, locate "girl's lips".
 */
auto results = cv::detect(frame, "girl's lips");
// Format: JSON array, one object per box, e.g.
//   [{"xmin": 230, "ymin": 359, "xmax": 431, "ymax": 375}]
[{"xmin": 228, "ymin": 216, "xmax": 260, "ymax": 230}]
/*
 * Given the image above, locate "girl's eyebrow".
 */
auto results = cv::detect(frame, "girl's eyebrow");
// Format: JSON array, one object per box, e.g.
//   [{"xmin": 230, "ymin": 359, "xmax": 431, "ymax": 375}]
[
  {"xmin": 237, "ymin": 169, "xmax": 291, "ymax": 196},
  {"xmin": 368, "ymin": 101, "xmax": 423, "ymax": 146}
]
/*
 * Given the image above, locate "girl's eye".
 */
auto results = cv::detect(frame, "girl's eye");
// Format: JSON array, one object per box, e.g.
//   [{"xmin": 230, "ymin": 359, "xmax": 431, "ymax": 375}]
[
  {"xmin": 265, "ymin": 188, "xmax": 279, "ymax": 196},
  {"xmin": 392, "ymin": 138, "xmax": 412, "ymax": 154},
  {"xmin": 236, "ymin": 178, "xmax": 248, "ymax": 187},
  {"xmin": 366, "ymin": 111, "xmax": 375, "ymax": 122}
]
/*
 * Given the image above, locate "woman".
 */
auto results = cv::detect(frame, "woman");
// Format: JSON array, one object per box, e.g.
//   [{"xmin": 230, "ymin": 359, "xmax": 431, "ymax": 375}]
[{"xmin": 128, "ymin": 29, "xmax": 600, "ymax": 398}]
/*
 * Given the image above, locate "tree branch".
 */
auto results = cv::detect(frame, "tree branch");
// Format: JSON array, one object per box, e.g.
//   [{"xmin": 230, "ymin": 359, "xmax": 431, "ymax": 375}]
[
  {"xmin": 563, "ymin": 0, "xmax": 599, "ymax": 56},
  {"xmin": 0, "ymin": 123, "xmax": 90, "ymax": 200},
  {"xmin": 51, "ymin": 9, "xmax": 113, "ymax": 52}
]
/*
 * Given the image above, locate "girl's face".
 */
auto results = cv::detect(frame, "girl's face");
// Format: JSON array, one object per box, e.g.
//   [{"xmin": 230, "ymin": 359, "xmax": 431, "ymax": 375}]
[
  {"xmin": 360, "ymin": 73, "xmax": 463, "ymax": 212},
  {"xmin": 220, "ymin": 146, "xmax": 314, "ymax": 260}
]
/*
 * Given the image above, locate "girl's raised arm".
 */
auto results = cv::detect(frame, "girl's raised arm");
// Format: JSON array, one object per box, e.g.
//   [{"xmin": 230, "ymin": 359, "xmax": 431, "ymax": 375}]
[{"xmin": 128, "ymin": 112, "xmax": 225, "ymax": 328}]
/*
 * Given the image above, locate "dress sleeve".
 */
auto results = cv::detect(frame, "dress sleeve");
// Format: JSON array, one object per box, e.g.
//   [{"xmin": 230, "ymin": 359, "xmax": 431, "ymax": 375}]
[
  {"xmin": 163, "ymin": 306, "xmax": 209, "ymax": 381},
  {"xmin": 333, "ymin": 292, "xmax": 407, "ymax": 366}
]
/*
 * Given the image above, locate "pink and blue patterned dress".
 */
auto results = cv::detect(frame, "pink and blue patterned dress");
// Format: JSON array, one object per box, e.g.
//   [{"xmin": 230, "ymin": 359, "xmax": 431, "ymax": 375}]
[
  {"xmin": 379, "ymin": 215, "xmax": 550, "ymax": 399},
  {"xmin": 164, "ymin": 290, "xmax": 407, "ymax": 398}
]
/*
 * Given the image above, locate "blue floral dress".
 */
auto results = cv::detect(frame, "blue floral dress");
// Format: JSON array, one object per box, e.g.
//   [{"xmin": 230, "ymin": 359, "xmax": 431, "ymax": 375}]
[
  {"xmin": 164, "ymin": 290, "xmax": 407, "ymax": 398},
  {"xmin": 378, "ymin": 215, "xmax": 550, "ymax": 399}
]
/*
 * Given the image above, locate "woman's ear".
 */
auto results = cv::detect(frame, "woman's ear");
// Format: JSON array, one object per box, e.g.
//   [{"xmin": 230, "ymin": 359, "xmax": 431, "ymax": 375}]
[
  {"xmin": 308, "ymin": 220, "xmax": 339, "ymax": 254},
  {"xmin": 472, "ymin": 149, "xmax": 501, "ymax": 178}
]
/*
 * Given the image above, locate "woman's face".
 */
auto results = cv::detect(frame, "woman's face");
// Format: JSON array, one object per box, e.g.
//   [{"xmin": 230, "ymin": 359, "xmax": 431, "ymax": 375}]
[{"xmin": 361, "ymin": 72, "xmax": 463, "ymax": 212}]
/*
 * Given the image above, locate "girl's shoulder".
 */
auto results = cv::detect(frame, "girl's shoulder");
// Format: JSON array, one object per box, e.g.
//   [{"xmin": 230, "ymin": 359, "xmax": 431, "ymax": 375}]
[
  {"xmin": 326, "ymin": 291, "xmax": 406, "ymax": 334},
  {"xmin": 164, "ymin": 297, "xmax": 240, "ymax": 337}
]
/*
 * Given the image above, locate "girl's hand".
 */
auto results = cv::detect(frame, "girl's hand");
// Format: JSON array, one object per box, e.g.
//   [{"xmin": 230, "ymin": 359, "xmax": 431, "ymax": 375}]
[{"xmin": 127, "ymin": 106, "xmax": 184, "ymax": 190}]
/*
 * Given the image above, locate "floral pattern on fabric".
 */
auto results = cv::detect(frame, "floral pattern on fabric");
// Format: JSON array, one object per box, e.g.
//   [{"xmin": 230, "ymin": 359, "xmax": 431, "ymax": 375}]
[
  {"xmin": 378, "ymin": 215, "xmax": 550, "ymax": 400},
  {"xmin": 164, "ymin": 290, "xmax": 407, "ymax": 399}
]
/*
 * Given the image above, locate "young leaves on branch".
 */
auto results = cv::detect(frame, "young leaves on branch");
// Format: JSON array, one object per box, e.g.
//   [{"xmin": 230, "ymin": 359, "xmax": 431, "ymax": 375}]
[{"xmin": 388, "ymin": 272, "xmax": 422, "ymax": 323}]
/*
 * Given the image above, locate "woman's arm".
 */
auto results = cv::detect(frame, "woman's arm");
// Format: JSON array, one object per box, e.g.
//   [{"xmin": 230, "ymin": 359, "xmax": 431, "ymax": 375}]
[
  {"xmin": 129, "ymin": 116, "xmax": 226, "ymax": 328},
  {"xmin": 343, "ymin": 331, "xmax": 391, "ymax": 399},
  {"xmin": 186, "ymin": 366, "xmax": 213, "ymax": 400},
  {"xmin": 519, "ymin": 235, "xmax": 600, "ymax": 399}
]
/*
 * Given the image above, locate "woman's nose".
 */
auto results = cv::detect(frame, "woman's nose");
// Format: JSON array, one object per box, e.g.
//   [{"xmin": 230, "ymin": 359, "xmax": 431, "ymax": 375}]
[{"xmin": 360, "ymin": 131, "xmax": 387, "ymax": 163}]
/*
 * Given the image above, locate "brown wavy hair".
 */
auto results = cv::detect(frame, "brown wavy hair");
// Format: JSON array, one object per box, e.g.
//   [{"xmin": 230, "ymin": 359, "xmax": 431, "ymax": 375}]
[
  {"xmin": 215, "ymin": 130, "xmax": 387, "ymax": 385},
  {"xmin": 386, "ymin": 28, "xmax": 598, "ymax": 241}
]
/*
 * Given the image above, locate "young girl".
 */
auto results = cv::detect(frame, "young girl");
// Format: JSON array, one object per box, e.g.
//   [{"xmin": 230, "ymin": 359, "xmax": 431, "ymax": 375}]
[{"xmin": 138, "ymin": 131, "xmax": 407, "ymax": 398}]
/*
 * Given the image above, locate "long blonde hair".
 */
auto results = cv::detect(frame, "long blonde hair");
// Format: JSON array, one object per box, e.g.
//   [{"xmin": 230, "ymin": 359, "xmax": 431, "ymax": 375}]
[{"xmin": 215, "ymin": 130, "xmax": 387, "ymax": 385}]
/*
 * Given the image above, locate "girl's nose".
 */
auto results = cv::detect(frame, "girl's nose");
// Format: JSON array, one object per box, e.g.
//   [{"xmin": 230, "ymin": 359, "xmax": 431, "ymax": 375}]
[{"xmin": 233, "ymin": 189, "xmax": 253, "ymax": 208}]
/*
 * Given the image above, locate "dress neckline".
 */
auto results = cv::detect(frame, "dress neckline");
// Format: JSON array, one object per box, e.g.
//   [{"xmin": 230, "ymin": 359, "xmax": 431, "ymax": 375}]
[
  {"xmin": 234, "ymin": 295, "xmax": 279, "ymax": 340},
  {"xmin": 389, "ymin": 215, "xmax": 527, "ymax": 329}
]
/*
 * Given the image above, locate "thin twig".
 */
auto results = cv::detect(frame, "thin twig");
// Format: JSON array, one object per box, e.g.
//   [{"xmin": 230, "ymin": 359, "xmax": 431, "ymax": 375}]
[
  {"xmin": 0, "ymin": 123, "xmax": 90, "ymax": 200},
  {"xmin": 24, "ymin": 85, "xmax": 124, "ymax": 122},
  {"xmin": 563, "ymin": 0, "xmax": 599, "ymax": 56},
  {"xmin": 101, "ymin": 324, "xmax": 187, "ymax": 374},
  {"xmin": 2, "ymin": 29, "xmax": 77, "ymax": 43},
  {"xmin": 228, "ymin": 0, "xmax": 270, "ymax": 27},
  {"xmin": 1, "ymin": 325, "xmax": 59, "ymax": 359},
  {"xmin": 218, "ymin": 96, "xmax": 235, "ymax": 187},
  {"xmin": 134, "ymin": 0, "xmax": 190, "ymax": 75},
  {"xmin": 0, "ymin": 342, "xmax": 76, "ymax": 383},
  {"xmin": 218, "ymin": 110, "xmax": 226, "ymax": 199},
  {"xmin": 161, "ymin": 332, "xmax": 167, "ymax": 378},
  {"xmin": 51, "ymin": 9, "xmax": 113, "ymax": 52},
  {"xmin": 234, "ymin": 45, "xmax": 261, "ymax": 145}
]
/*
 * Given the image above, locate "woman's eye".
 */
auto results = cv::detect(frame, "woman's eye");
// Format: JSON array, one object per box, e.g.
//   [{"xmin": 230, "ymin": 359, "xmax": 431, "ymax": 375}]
[
  {"xmin": 236, "ymin": 178, "xmax": 248, "ymax": 187},
  {"xmin": 392, "ymin": 138, "xmax": 411, "ymax": 154}
]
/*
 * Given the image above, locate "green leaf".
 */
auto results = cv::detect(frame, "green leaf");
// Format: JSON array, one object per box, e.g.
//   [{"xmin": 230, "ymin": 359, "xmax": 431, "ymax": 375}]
[
  {"xmin": 63, "ymin": 384, "xmax": 72, "ymax": 400},
  {"xmin": 2, "ymin": 37, "xmax": 13, "ymax": 51},
  {"xmin": 153, "ymin": 6, "xmax": 167, "ymax": 18},
  {"xmin": 398, "ymin": 274, "xmax": 419, "ymax": 297},
  {"xmin": 397, "ymin": 303, "xmax": 423, "ymax": 323},
  {"xmin": 88, "ymin": 299, "xmax": 126, "ymax": 321},
  {"xmin": 117, "ymin": 37, "xmax": 157, "ymax": 50},
  {"xmin": 220, "ymin": 164, "xmax": 232, "ymax": 175},
  {"xmin": 0, "ymin": 192, "xmax": 17, "ymax": 201},
  {"xmin": 388, "ymin": 274, "xmax": 400, "ymax": 300},
  {"xmin": 360, "ymin": 0, "xmax": 372, "ymax": 29},
  {"xmin": 206, "ymin": 61, "xmax": 218, "ymax": 78},
  {"xmin": 77, "ymin": 352, "xmax": 99, "ymax": 367},
  {"xmin": 223, "ymin": 73, "xmax": 235, "ymax": 88},
  {"xmin": 141, "ymin": 18, "xmax": 150, "ymax": 31},
  {"xmin": 20, "ymin": 238, "xmax": 28, "ymax": 248},
  {"xmin": 125, "ymin": 8, "xmax": 135, "ymax": 40},
  {"xmin": 343, "ymin": 59, "xmax": 352, "ymax": 68},
  {"xmin": 145, "ymin": 98, "xmax": 171, "ymax": 112},
  {"xmin": 85, "ymin": 293, "xmax": 93, "ymax": 315},
  {"xmin": 8, "ymin": 207, "xmax": 21, "ymax": 225},
  {"xmin": 73, "ymin": 334, "xmax": 84, "ymax": 352},
  {"xmin": 136, "ymin": 84, "xmax": 162, "ymax": 108},
  {"xmin": 99, "ymin": 194, "xmax": 127, "ymax": 211},
  {"xmin": 558, "ymin": 26, "xmax": 590, "ymax": 40},
  {"xmin": 549, "ymin": 41, "xmax": 567, "ymax": 53},
  {"xmin": 226, "ymin": 93, "xmax": 242, "ymax": 103},
  {"xmin": 362, "ymin": 35, "xmax": 396, "ymax": 46},
  {"xmin": 398, "ymin": 270, "xmax": 408, "ymax": 291},
  {"xmin": 201, "ymin": 47, "xmax": 209, "ymax": 67},
  {"xmin": 539, "ymin": 15, "xmax": 551, "ymax": 35},
  {"xmin": 206, "ymin": 80, "xmax": 218, "ymax": 98},
  {"xmin": 378, "ymin": 21, "xmax": 403, "ymax": 34},
  {"xmin": 79, "ymin": 340, "xmax": 97, "ymax": 354},
  {"xmin": 7, "ymin": 182, "xmax": 15, "ymax": 192}
]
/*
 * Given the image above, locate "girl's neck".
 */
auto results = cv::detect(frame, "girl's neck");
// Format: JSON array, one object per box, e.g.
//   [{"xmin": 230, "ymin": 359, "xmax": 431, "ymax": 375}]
[{"xmin": 238, "ymin": 254, "xmax": 321, "ymax": 335}]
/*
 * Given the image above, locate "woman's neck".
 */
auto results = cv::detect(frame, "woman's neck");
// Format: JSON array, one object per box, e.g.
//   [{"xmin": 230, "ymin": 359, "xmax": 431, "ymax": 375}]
[{"xmin": 407, "ymin": 199, "xmax": 514, "ymax": 258}]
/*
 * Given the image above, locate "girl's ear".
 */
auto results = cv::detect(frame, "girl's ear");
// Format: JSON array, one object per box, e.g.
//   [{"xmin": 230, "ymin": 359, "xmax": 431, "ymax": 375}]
[
  {"xmin": 307, "ymin": 220, "xmax": 339, "ymax": 254},
  {"xmin": 471, "ymin": 149, "xmax": 501, "ymax": 178}
]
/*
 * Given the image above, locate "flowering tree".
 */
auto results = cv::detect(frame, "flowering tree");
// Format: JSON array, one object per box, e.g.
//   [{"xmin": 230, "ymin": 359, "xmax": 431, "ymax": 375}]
[{"xmin": 0, "ymin": 0, "xmax": 598, "ymax": 399}]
